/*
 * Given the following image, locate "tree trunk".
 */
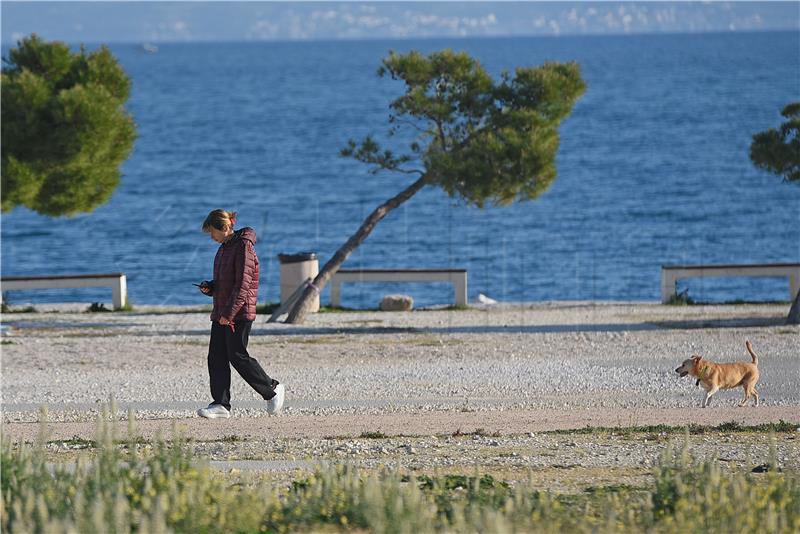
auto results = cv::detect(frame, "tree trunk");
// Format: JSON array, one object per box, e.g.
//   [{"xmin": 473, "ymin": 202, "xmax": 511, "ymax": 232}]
[
  {"xmin": 788, "ymin": 287, "xmax": 800, "ymax": 325},
  {"xmin": 285, "ymin": 175, "xmax": 429, "ymax": 324}
]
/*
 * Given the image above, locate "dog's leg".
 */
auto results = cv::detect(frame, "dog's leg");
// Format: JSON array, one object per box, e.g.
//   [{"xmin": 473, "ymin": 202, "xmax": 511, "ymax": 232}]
[
  {"xmin": 739, "ymin": 388, "xmax": 749, "ymax": 407},
  {"xmin": 703, "ymin": 388, "xmax": 718, "ymax": 408},
  {"xmin": 740, "ymin": 383, "xmax": 759, "ymax": 407}
]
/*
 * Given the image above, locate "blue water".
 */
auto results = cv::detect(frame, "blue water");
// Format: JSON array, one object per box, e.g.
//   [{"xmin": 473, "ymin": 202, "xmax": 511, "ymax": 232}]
[{"xmin": 2, "ymin": 32, "xmax": 799, "ymax": 308}]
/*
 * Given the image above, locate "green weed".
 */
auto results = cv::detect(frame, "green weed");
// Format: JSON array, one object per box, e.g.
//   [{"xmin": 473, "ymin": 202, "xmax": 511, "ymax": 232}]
[
  {"xmin": 359, "ymin": 431, "xmax": 389, "ymax": 439},
  {"xmin": 555, "ymin": 420, "xmax": 798, "ymax": 436},
  {"xmin": 86, "ymin": 302, "xmax": 111, "ymax": 313},
  {"xmin": 1, "ymin": 305, "xmax": 38, "ymax": 313},
  {"xmin": 115, "ymin": 298, "xmax": 135, "ymax": 312},
  {"xmin": 665, "ymin": 288, "xmax": 694, "ymax": 306},
  {"xmin": 2, "ymin": 408, "xmax": 798, "ymax": 533}
]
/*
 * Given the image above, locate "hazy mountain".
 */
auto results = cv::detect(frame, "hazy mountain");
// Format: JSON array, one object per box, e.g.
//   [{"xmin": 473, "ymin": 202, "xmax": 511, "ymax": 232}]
[{"xmin": 2, "ymin": 1, "xmax": 799, "ymax": 44}]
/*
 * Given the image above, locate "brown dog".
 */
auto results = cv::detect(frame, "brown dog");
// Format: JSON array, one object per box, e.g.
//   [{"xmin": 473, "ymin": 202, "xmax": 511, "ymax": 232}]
[{"xmin": 675, "ymin": 340, "xmax": 760, "ymax": 408}]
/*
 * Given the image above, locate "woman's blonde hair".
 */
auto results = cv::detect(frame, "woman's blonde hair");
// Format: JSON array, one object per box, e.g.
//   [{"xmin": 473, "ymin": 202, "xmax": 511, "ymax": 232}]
[{"xmin": 202, "ymin": 209, "xmax": 237, "ymax": 232}]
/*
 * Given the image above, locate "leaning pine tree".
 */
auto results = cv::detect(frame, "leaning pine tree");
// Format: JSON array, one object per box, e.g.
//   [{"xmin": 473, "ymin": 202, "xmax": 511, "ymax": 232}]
[
  {"xmin": 750, "ymin": 101, "xmax": 800, "ymax": 324},
  {"xmin": 1, "ymin": 34, "xmax": 136, "ymax": 217},
  {"xmin": 286, "ymin": 50, "xmax": 586, "ymax": 324}
]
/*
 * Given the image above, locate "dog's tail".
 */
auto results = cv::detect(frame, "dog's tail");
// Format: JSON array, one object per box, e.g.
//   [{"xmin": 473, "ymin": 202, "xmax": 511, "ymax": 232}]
[{"xmin": 745, "ymin": 340, "xmax": 759, "ymax": 365}]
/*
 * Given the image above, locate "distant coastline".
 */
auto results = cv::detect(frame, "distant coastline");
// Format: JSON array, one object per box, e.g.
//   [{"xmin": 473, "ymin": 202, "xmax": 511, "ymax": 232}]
[{"xmin": 3, "ymin": 27, "xmax": 799, "ymax": 47}]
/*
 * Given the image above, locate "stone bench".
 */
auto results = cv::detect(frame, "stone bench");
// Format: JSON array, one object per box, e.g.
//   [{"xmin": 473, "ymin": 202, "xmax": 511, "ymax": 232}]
[
  {"xmin": 329, "ymin": 269, "xmax": 467, "ymax": 307},
  {"xmin": 1, "ymin": 273, "xmax": 128, "ymax": 309},
  {"xmin": 660, "ymin": 263, "xmax": 800, "ymax": 303}
]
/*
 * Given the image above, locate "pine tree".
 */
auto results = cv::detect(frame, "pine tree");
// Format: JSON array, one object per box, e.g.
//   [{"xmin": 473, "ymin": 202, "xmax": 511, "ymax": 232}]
[
  {"xmin": 287, "ymin": 49, "xmax": 585, "ymax": 323},
  {"xmin": 1, "ymin": 34, "xmax": 137, "ymax": 217},
  {"xmin": 750, "ymin": 102, "xmax": 800, "ymax": 324}
]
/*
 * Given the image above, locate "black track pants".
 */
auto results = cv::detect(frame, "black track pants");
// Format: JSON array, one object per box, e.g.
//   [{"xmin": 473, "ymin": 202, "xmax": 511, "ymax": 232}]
[{"xmin": 207, "ymin": 320, "xmax": 278, "ymax": 410}]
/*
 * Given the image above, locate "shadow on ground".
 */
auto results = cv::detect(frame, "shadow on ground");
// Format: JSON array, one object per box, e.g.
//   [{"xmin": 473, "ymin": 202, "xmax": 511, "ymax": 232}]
[
  {"xmin": 3, "ymin": 316, "xmax": 791, "ymax": 338},
  {"xmin": 250, "ymin": 315, "xmax": 791, "ymax": 335}
]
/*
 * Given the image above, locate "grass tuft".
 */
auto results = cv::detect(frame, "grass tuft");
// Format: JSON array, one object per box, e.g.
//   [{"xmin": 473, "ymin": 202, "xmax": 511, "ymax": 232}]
[
  {"xmin": 3, "ymin": 407, "xmax": 798, "ymax": 533},
  {"xmin": 554, "ymin": 420, "xmax": 799, "ymax": 436},
  {"xmin": 115, "ymin": 298, "xmax": 135, "ymax": 312},
  {"xmin": 359, "ymin": 431, "xmax": 389, "ymax": 439},
  {"xmin": 665, "ymin": 288, "xmax": 695, "ymax": 306}
]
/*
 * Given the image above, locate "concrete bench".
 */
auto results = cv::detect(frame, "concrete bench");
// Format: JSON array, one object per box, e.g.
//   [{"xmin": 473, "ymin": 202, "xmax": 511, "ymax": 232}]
[
  {"xmin": 329, "ymin": 269, "xmax": 467, "ymax": 308},
  {"xmin": 1, "ymin": 273, "xmax": 128, "ymax": 309},
  {"xmin": 661, "ymin": 263, "xmax": 800, "ymax": 303}
]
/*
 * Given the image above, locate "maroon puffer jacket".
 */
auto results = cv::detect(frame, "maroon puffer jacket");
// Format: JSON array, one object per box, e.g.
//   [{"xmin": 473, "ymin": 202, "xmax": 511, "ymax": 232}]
[{"xmin": 208, "ymin": 227, "xmax": 260, "ymax": 323}]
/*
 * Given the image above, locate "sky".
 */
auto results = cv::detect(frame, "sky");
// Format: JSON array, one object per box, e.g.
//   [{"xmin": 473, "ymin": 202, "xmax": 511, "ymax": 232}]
[{"xmin": 2, "ymin": 1, "xmax": 799, "ymax": 44}]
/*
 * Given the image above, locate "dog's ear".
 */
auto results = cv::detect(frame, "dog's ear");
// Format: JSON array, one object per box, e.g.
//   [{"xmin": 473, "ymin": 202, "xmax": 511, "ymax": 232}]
[{"xmin": 691, "ymin": 355, "xmax": 702, "ymax": 364}]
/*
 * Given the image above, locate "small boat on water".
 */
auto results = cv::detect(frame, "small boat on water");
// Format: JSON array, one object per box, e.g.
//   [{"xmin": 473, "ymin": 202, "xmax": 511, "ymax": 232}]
[{"xmin": 141, "ymin": 43, "xmax": 158, "ymax": 54}]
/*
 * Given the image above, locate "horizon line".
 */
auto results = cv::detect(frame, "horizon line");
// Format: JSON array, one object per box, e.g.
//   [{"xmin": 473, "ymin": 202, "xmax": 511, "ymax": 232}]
[{"xmin": 2, "ymin": 27, "xmax": 798, "ymax": 46}]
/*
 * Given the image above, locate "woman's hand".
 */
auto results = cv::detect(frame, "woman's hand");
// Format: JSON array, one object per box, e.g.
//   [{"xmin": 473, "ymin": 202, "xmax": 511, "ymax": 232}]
[
  {"xmin": 198, "ymin": 280, "xmax": 212, "ymax": 295},
  {"xmin": 219, "ymin": 317, "xmax": 235, "ymax": 332}
]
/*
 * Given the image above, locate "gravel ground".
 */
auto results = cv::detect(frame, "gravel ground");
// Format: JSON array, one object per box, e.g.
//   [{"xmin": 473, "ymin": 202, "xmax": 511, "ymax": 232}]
[{"xmin": 2, "ymin": 301, "xmax": 798, "ymax": 486}]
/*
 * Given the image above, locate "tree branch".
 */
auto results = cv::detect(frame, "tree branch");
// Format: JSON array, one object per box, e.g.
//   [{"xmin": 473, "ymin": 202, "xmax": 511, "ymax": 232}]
[
  {"xmin": 391, "ymin": 116, "xmax": 429, "ymax": 135},
  {"xmin": 394, "ymin": 168, "xmax": 425, "ymax": 176},
  {"xmin": 435, "ymin": 118, "xmax": 448, "ymax": 152}
]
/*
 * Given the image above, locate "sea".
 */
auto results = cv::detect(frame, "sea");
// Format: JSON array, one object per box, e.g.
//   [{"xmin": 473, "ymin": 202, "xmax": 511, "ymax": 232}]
[{"xmin": 2, "ymin": 31, "xmax": 799, "ymax": 309}]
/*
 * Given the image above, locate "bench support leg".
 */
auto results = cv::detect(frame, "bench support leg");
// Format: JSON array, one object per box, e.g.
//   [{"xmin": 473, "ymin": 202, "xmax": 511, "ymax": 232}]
[
  {"xmin": 330, "ymin": 281, "xmax": 342, "ymax": 308},
  {"xmin": 661, "ymin": 271, "xmax": 678, "ymax": 303},
  {"xmin": 112, "ymin": 276, "xmax": 127, "ymax": 309},
  {"xmin": 453, "ymin": 274, "xmax": 467, "ymax": 306}
]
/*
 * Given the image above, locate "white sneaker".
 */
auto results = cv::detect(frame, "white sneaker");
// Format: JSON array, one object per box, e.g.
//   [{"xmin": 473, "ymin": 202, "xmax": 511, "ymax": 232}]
[
  {"xmin": 267, "ymin": 384, "xmax": 285, "ymax": 415},
  {"xmin": 197, "ymin": 403, "xmax": 230, "ymax": 419}
]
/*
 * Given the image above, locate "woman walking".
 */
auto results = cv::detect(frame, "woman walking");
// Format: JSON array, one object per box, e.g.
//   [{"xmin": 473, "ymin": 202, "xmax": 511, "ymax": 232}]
[{"xmin": 196, "ymin": 209, "xmax": 285, "ymax": 418}]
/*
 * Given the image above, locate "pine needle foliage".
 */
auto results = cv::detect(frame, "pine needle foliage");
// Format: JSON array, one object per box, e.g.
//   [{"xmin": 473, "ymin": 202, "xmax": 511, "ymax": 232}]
[
  {"xmin": 342, "ymin": 49, "xmax": 586, "ymax": 207},
  {"xmin": 749, "ymin": 102, "xmax": 800, "ymax": 324},
  {"xmin": 1, "ymin": 34, "xmax": 137, "ymax": 217},
  {"xmin": 750, "ymin": 102, "xmax": 800, "ymax": 183}
]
